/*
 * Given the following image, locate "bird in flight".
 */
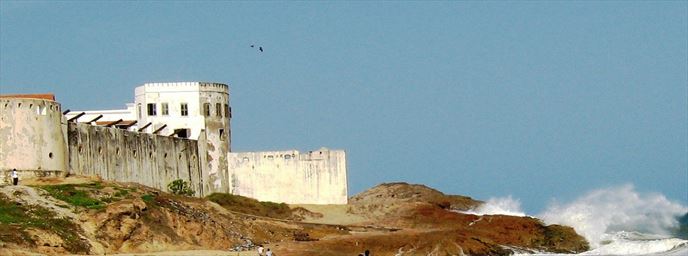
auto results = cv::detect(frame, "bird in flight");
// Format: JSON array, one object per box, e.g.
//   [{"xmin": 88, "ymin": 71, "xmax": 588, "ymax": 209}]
[{"xmin": 251, "ymin": 44, "xmax": 264, "ymax": 52}]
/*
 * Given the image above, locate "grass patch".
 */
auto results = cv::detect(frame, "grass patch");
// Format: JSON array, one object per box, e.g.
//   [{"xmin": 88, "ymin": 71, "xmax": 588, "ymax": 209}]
[
  {"xmin": 141, "ymin": 194, "xmax": 155, "ymax": 203},
  {"xmin": 140, "ymin": 194, "xmax": 160, "ymax": 208},
  {"xmin": 41, "ymin": 183, "xmax": 105, "ymax": 209},
  {"xmin": 206, "ymin": 193, "xmax": 292, "ymax": 219},
  {"xmin": 39, "ymin": 183, "xmax": 139, "ymax": 210},
  {"xmin": 0, "ymin": 197, "xmax": 27, "ymax": 225},
  {"xmin": 114, "ymin": 188, "xmax": 130, "ymax": 198},
  {"xmin": 0, "ymin": 194, "xmax": 90, "ymax": 253}
]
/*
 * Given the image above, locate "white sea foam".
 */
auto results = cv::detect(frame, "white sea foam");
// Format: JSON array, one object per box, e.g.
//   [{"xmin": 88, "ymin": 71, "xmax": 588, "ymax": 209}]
[
  {"xmin": 538, "ymin": 184, "xmax": 688, "ymax": 248},
  {"xmin": 460, "ymin": 195, "xmax": 527, "ymax": 217},
  {"xmin": 460, "ymin": 184, "xmax": 688, "ymax": 255},
  {"xmin": 514, "ymin": 236, "xmax": 688, "ymax": 256},
  {"xmin": 580, "ymin": 232, "xmax": 687, "ymax": 255}
]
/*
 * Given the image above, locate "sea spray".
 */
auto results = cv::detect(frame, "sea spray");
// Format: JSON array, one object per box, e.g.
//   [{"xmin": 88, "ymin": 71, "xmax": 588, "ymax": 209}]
[
  {"xmin": 534, "ymin": 183, "xmax": 688, "ymax": 256},
  {"xmin": 460, "ymin": 195, "xmax": 527, "ymax": 217}
]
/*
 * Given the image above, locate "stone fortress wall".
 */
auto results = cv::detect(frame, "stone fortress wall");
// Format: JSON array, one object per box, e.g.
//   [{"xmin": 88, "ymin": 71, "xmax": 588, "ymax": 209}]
[
  {"xmin": 67, "ymin": 122, "xmax": 206, "ymax": 196},
  {"xmin": 0, "ymin": 83, "xmax": 348, "ymax": 204},
  {"xmin": 228, "ymin": 149, "xmax": 348, "ymax": 204}
]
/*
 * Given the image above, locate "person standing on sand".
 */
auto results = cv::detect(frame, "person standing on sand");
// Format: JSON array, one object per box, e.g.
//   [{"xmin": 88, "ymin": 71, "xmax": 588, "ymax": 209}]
[
  {"xmin": 265, "ymin": 248, "xmax": 272, "ymax": 256},
  {"xmin": 11, "ymin": 169, "xmax": 18, "ymax": 185},
  {"xmin": 257, "ymin": 245, "xmax": 264, "ymax": 256}
]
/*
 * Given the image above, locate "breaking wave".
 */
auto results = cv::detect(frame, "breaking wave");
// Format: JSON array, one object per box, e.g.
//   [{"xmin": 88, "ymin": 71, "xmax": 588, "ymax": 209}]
[
  {"xmin": 535, "ymin": 184, "xmax": 688, "ymax": 255},
  {"xmin": 459, "ymin": 184, "xmax": 687, "ymax": 255},
  {"xmin": 538, "ymin": 184, "xmax": 687, "ymax": 248},
  {"xmin": 460, "ymin": 195, "xmax": 527, "ymax": 217}
]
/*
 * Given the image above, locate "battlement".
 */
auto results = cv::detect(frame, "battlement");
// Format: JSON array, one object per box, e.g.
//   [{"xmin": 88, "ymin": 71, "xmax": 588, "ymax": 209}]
[
  {"xmin": 1, "ymin": 97, "xmax": 62, "ymax": 116},
  {"xmin": 0, "ymin": 94, "xmax": 56, "ymax": 101},
  {"xmin": 138, "ymin": 82, "xmax": 229, "ymax": 94}
]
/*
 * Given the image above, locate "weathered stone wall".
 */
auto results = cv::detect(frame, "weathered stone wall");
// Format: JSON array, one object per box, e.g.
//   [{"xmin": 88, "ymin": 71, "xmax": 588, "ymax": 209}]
[
  {"xmin": 199, "ymin": 83, "xmax": 230, "ymax": 195},
  {"xmin": 0, "ymin": 98, "xmax": 67, "ymax": 183},
  {"xmin": 67, "ymin": 123, "xmax": 206, "ymax": 196},
  {"xmin": 228, "ymin": 149, "xmax": 348, "ymax": 204}
]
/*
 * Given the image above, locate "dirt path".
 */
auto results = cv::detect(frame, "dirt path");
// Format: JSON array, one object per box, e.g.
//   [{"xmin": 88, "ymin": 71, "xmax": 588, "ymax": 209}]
[
  {"xmin": 72, "ymin": 250, "xmax": 257, "ymax": 256},
  {"xmin": 0, "ymin": 250, "xmax": 258, "ymax": 256}
]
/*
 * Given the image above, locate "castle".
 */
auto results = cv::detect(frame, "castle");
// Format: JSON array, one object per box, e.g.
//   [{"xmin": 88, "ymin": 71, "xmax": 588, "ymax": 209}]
[{"xmin": 0, "ymin": 82, "xmax": 348, "ymax": 204}]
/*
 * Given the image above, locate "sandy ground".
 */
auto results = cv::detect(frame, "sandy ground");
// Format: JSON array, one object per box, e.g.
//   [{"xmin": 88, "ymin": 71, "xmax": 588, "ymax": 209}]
[
  {"xmin": 19, "ymin": 175, "xmax": 100, "ymax": 186},
  {"xmin": 292, "ymin": 204, "xmax": 366, "ymax": 225},
  {"xmin": 89, "ymin": 250, "xmax": 258, "ymax": 256}
]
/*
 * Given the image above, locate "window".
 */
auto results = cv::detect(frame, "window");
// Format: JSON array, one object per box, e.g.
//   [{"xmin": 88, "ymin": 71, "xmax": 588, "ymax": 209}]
[
  {"xmin": 216, "ymin": 103, "xmax": 222, "ymax": 117},
  {"xmin": 161, "ymin": 103, "xmax": 169, "ymax": 115},
  {"xmin": 37, "ymin": 105, "xmax": 46, "ymax": 115},
  {"xmin": 203, "ymin": 103, "xmax": 210, "ymax": 117},
  {"xmin": 224, "ymin": 104, "xmax": 229, "ymax": 118},
  {"xmin": 174, "ymin": 128, "xmax": 190, "ymax": 138},
  {"xmin": 147, "ymin": 103, "xmax": 156, "ymax": 116},
  {"xmin": 219, "ymin": 129, "xmax": 224, "ymax": 140},
  {"xmin": 180, "ymin": 103, "xmax": 188, "ymax": 116}
]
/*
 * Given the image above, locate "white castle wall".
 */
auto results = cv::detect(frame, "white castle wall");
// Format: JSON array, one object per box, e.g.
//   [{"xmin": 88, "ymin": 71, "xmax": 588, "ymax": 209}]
[
  {"xmin": 228, "ymin": 148, "xmax": 348, "ymax": 204},
  {"xmin": 0, "ymin": 98, "xmax": 68, "ymax": 183},
  {"xmin": 1, "ymin": 82, "xmax": 349, "ymax": 205},
  {"xmin": 68, "ymin": 122, "xmax": 206, "ymax": 196}
]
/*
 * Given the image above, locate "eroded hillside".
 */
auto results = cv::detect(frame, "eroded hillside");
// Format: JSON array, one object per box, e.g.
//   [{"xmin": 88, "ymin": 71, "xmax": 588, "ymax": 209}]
[{"xmin": 0, "ymin": 178, "xmax": 589, "ymax": 256}]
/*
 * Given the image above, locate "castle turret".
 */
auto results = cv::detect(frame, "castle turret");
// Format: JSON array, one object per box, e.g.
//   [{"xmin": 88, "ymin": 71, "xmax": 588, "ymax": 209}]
[
  {"xmin": 0, "ymin": 94, "xmax": 68, "ymax": 182},
  {"xmin": 134, "ymin": 82, "xmax": 231, "ymax": 193}
]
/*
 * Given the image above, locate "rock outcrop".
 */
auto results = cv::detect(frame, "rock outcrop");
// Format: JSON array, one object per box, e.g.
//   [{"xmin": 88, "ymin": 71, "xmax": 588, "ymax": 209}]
[
  {"xmin": 280, "ymin": 183, "xmax": 589, "ymax": 255},
  {"xmin": 0, "ymin": 178, "xmax": 589, "ymax": 256}
]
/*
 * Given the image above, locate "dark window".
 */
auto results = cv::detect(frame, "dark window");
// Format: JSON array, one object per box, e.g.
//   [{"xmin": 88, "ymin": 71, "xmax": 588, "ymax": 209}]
[
  {"xmin": 180, "ymin": 103, "xmax": 188, "ymax": 116},
  {"xmin": 219, "ymin": 129, "xmax": 224, "ymax": 140},
  {"xmin": 203, "ymin": 103, "xmax": 210, "ymax": 116},
  {"xmin": 175, "ymin": 128, "xmax": 189, "ymax": 138},
  {"xmin": 147, "ymin": 103, "xmax": 156, "ymax": 116},
  {"xmin": 216, "ymin": 103, "xmax": 222, "ymax": 117},
  {"xmin": 224, "ymin": 104, "xmax": 229, "ymax": 118},
  {"xmin": 161, "ymin": 103, "xmax": 169, "ymax": 115}
]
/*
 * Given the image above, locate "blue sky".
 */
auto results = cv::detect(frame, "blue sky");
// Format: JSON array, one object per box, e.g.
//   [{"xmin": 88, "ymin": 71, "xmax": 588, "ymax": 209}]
[{"xmin": 1, "ymin": 1, "xmax": 686, "ymax": 213}]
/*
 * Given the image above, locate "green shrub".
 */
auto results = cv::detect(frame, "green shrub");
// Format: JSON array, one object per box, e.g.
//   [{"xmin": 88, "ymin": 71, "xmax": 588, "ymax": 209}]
[{"xmin": 167, "ymin": 179, "xmax": 194, "ymax": 196}]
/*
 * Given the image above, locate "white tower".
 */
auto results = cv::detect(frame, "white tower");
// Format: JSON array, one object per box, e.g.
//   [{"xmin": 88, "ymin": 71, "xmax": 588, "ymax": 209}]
[
  {"xmin": 134, "ymin": 82, "xmax": 231, "ymax": 193},
  {"xmin": 0, "ymin": 95, "xmax": 68, "ymax": 181}
]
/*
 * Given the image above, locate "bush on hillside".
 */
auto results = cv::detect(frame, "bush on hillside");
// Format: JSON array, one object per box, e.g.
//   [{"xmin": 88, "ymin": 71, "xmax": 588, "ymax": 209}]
[{"xmin": 167, "ymin": 179, "xmax": 194, "ymax": 196}]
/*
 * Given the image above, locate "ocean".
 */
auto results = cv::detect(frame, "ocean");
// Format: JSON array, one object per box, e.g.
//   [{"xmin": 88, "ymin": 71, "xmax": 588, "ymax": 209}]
[{"xmin": 460, "ymin": 184, "xmax": 688, "ymax": 256}]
